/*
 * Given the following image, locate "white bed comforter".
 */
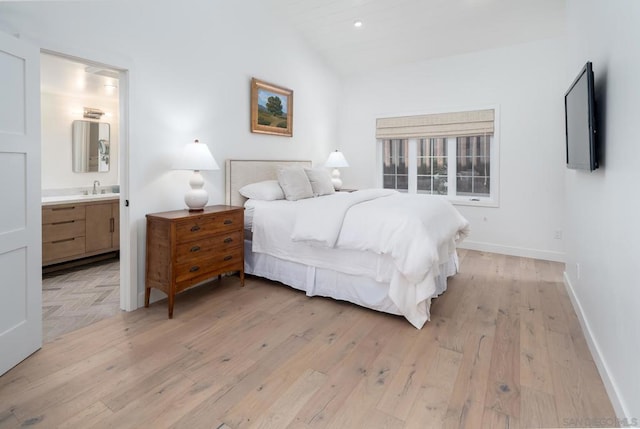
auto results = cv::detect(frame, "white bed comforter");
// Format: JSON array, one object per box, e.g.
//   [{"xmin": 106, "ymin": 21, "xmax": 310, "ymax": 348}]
[{"xmin": 250, "ymin": 189, "xmax": 470, "ymax": 328}]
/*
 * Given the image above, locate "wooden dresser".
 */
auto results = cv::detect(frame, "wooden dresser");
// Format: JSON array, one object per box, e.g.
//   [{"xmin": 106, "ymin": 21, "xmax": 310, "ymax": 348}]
[{"xmin": 145, "ymin": 205, "xmax": 244, "ymax": 318}]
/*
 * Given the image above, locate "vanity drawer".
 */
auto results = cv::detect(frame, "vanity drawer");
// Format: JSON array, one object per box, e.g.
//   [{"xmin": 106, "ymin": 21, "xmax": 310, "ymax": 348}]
[
  {"xmin": 43, "ymin": 220, "xmax": 85, "ymax": 243},
  {"xmin": 43, "ymin": 205, "xmax": 86, "ymax": 224},
  {"xmin": 175, "ymin": 211, "xmax": 243, "ymax": 243},
  {"xmin": 43, "ymin": 236, "xmax": 85, "ymax": 263},
  {"xmin": 175, "ymin": 231, "xmax": 242, "ymax": 264}
]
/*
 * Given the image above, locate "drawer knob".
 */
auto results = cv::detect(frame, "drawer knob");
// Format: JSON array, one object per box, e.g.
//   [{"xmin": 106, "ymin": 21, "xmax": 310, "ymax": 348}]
[
  {"xmin": 190, "ymin": 225, "xmax": 201, "ymax": 232},
  {"xmin": 189, "ymin": 266, "xmax": 200, "ymax": 273},
  {"xmin": 223, "ymin": 237, "xmax": 233, "ymax": 244},
  {"xmin": 223, "ymin": 255, "xmax": 233, "ymax": 261},
  {"xmin": 190, "ymin": 245, "xmax": 201, "ymax": 252},
  {"xmin": 223, "ymin": 219, "xmax": 233, "ymax": 225}
]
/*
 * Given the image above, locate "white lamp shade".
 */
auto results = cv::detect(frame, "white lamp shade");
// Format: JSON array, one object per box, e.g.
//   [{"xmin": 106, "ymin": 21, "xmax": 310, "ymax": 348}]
[
  {"xmin": 324, "ymin": 150, "xmax": 349, "ymax": 168},
  {"xmin": 173, "ymin": 139, "xmax": 220, "ymax": 171}
]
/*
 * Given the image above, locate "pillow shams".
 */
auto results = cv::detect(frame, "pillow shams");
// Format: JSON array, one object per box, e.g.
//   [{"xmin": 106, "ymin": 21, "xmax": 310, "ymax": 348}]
[
  {"xmin": 304, "ymin": 168, "xmax": 335, "ymax": 196},
  {"xmin": 239, "ymin": 180, "xmax": 284, "ymax": 201},
  {"xmin": 277, "ymin": 167, "xmax": 314, "ymax": 201}
]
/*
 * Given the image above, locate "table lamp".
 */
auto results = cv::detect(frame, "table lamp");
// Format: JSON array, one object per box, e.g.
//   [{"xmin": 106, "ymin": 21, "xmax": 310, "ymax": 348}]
[{"xmin": 173, "ymin": 139, "xmax": 219, "ymax": 211}]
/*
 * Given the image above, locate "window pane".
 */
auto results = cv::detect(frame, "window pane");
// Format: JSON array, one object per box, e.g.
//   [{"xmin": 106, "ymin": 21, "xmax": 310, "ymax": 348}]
[
  {"xmin": 417, "ymin": 157, "xmax": 430, "ymax": 175},
  {"xmin": 397, "ymin": 175, "xmax": 408, "ymax": 190},
  {"xmin": 473, "ymin": 177, "xmax": 490, "ymax": 196},
  {"xmin": 433, "ymin": 158, "xmax": 447, "ymax": 175},
  {"xmin": 456, "ymin": 176, "xmax": 472, "ymax": 194},
  {"xmin": 432, "ymin": 138, "xmax": 447, "ymax": 157},
  {"xmin": 397, "ymin": 159, "xmax": 408, "ymax": 175},
  {"xmin": 417, "ymin": 175, "xmax": 431, "ymax": 192},
  {"xmin": 456, "ymin": 135, "xmax": 492, "ymax": 198},
  {"xmin": 382, "ymin": 139, "xmax": 408, "ymax": 190},
  {"xmin": 418, "ymin": 139, "xmax": 428, "ymax": 157},
  {"xmin": 434, "ymin": 176, "xmax": 448, "ymax": 195},
  {"xmin": 383, "ymin": 175, "xmax": 395, "ymax": 189}
]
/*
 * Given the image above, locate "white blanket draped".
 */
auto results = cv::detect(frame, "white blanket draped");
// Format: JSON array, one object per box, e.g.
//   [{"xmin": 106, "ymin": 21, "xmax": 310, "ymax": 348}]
[{"xmin": 250, "ymin": 190, "xmax": 469, "ymax": 328}]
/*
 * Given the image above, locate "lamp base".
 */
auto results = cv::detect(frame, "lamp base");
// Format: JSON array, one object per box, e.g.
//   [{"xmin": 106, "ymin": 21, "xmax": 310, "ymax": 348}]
[
  {"xmin": 185, "ymin": 170, "xmax": 209, "ymax": 211},
  {"xmin": 330, "ymin": 168, "xmax": 343, "ymax": 191}
]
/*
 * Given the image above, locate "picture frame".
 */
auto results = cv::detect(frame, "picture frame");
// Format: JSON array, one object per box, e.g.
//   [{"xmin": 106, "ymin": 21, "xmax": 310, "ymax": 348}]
[{"xmin": 250, "ymin": 78, "xmax": 293, "ymax": 137}]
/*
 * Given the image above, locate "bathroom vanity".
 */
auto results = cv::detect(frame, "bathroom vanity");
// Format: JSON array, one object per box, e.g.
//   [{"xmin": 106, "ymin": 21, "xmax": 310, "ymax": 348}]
[{"xmin": 42, "ymin": 194, "xmax": 119, "ymax": 267}]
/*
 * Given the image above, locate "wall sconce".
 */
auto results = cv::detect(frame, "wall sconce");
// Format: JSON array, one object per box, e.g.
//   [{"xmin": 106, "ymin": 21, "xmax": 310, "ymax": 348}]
[
  {"xmin": 172, "ymin": 139, "xmax": 220, "ymax": 211},
  {"xmin": 83, "ymin": 107, "xmax": 104, "ymax": 119}
]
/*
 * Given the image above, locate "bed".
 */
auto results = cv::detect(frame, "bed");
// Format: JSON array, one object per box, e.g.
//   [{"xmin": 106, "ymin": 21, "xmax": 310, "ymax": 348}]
[{"xmin": 225, "ymin": 159, "xmax": 470, "ymax": 328}]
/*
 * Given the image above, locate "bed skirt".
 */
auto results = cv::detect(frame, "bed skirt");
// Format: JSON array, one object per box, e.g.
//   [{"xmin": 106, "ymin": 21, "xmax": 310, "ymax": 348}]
[{"xmin": 244, "ymin": 240, "xmax": 457, "ymax": 321}]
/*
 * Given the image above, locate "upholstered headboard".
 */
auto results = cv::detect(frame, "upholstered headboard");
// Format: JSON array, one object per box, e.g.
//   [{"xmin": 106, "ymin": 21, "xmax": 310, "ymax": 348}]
[{"xmin": 225, "ymin": 159, "xmax": 312, "ymax": 207}]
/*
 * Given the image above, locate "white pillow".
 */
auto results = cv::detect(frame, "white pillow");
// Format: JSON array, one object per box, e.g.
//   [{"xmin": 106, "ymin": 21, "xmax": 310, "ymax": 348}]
[
  {"xmin": 238, "ymin": 180, "xmax": 284, "ymax": 201},
  {"xmin": 304, "ymin": 168, "xmax": 335, "ymax": 196},
  {"xmin": 277, "ymin": 167, "xmax": 314, "ymax": 201}
]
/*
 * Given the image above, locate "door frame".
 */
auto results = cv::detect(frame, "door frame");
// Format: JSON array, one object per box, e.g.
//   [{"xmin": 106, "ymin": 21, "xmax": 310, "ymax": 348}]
[{"xmin": 41, "ymin": 49, "xmax": 136, "ymax": 311}]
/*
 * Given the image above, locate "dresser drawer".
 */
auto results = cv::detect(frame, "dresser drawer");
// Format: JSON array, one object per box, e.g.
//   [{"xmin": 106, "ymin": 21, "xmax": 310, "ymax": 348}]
[
  {"xmin": 43, "ymin": 220, "xmax": 85, "ymax": 243},
  {"xmin": 43, "ymin": 205, "xmax": 86, "ymax": 224},
  {"xmin": 175, "ymin": 230, "xmax": 243, "ymax": 264},
  {"xmin": 175, "ymin": 211, "xmax": 242, "ymax": 243},
  {"xmin": 43, "ymin": 236, "xmax": 85, "ymax": 263},
  {"xmin": 174, "ymin": 247, "xmax": 243, "ymax": 285}
]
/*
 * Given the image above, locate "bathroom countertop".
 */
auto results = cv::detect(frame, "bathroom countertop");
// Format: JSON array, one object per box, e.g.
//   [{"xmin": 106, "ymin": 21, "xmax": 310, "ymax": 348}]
[{"xmin": 42, "ymin": 193, "xmax": 120, "ymax": 206}]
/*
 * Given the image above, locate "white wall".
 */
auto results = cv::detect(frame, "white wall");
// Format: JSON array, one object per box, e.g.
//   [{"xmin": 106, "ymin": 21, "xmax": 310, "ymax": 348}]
[
  {"xmin": 339, "ymin": 38, "xmax": 567, "ymax": 261},
  {"xmin": 564, "ymin": 0, "xmax": 640, "ymax": 420},
  {"xmin": 41, "ymin": 92, "xmax": 119, "ymax": 190},
  {"xmin": 0, "ymin": 0, "xmax": 340, "ymax": 301}
]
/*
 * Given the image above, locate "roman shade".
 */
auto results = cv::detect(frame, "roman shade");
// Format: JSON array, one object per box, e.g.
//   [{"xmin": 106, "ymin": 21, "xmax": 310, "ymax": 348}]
[{"xmin": 376, "ymin": 109, "xmax": 494, "ymax": 139}]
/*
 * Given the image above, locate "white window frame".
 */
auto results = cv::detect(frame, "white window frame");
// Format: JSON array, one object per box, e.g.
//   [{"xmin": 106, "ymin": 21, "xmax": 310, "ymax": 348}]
[{"xmin": 376, "ymin": 106, "xmax": 500, "ymax": 208}]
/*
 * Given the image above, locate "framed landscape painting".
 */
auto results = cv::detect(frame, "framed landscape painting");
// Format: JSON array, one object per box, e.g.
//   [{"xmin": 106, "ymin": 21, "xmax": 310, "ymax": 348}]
[{"xmin": 250, "ymin": 78, "xmax": 293, "ymax": 137}]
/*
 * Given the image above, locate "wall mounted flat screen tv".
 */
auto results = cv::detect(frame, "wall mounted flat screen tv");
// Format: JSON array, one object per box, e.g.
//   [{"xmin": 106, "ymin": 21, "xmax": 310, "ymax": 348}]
[{"xmin": 565, "ymin": 61, "xmax": 598, "ymax": 171}]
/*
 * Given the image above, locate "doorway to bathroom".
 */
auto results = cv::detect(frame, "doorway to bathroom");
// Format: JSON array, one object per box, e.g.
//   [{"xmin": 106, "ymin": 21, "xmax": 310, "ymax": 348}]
[{"xmin": 40, "ymin": 52, "xmax": 126, "ymax": 342}]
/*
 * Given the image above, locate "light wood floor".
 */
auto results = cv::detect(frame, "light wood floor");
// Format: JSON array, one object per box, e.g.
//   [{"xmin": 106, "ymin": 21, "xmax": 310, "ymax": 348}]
[
  {"xmin": 42, "ymin": 259, "xmax": 121, "ymax": 343},
  {"xmin": 0, "ymin": 250, "xmax": 615, "ymax": 428}
]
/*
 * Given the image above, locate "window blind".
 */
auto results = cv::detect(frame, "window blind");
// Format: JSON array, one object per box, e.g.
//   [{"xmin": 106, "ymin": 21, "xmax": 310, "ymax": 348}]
[{"xmin": 376, "ymin": 109, "xmax": 494, "ymax": 139}]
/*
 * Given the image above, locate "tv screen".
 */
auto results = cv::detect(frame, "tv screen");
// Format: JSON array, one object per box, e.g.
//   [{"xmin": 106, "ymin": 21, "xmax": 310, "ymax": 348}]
[{"xmin": 565, "ymin": 61, "xmax": 598, "ymax": 171}]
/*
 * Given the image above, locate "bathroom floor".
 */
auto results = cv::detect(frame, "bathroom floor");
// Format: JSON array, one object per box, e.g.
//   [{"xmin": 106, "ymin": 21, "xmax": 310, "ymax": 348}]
[{"xmin": 42, "ymin": 258, "xmax": 121, "ymax": 343}]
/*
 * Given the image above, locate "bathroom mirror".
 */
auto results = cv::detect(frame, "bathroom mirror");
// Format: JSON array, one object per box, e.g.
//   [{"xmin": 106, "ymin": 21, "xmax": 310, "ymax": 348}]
[{"xmin": 72, "ymin": 120, "xmax": 110, "ymax": 172}]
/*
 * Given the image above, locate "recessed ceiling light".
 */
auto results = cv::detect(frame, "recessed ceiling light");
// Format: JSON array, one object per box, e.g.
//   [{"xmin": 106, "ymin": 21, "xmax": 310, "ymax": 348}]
[{"xmin": 353, "ymin": 20, "xmax": 363, "ymax": 28}]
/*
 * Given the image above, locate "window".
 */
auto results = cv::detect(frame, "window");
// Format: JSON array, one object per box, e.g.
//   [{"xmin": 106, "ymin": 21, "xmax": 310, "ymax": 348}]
[
  {"xmin": 377, "ymin": 108, "xmax": 498, "ymax": 206},
  {"xmin": 382, "ymin": 139, "xmax": 408, "ymax": 191}
]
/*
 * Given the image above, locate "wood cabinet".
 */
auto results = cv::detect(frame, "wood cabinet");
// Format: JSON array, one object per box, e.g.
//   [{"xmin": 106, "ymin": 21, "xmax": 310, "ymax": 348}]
[
  {"xmin": 42, "ymin": 198, "xmax": 120, "ymax": 266},
  {"xmin": 145, "ymin": 205, "xmax": 244, "ymax": 318},
  {"xmin": 86, "ymin": 202, "xmax": 119, "ymax": 253}
]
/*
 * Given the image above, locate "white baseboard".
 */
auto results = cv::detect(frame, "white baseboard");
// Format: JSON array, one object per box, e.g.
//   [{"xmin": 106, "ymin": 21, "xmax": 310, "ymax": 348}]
[
  {"xmin": 458, "ymin": 240, "xmax": 565, "ymax": 262},
  {"xmin": 563, "ymin": 272, "xmax": 629, "ymax": 422},
  {"xmin": 137, "ymin": 288, "xmax": 165, "ymax": 309}
]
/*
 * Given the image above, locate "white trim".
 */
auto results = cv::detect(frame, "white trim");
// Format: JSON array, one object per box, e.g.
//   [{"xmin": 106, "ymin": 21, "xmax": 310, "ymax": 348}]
[
  {"xmin": 458, "ymin": 240, "xmax": 564, "ymax": 263},
  {"xmin": 563, "ymin": 272, "xmax": 628, "ymax": 421},
  {"xmin": 39, "ymin": 48, "xmax": 136, "ymax": 312}
]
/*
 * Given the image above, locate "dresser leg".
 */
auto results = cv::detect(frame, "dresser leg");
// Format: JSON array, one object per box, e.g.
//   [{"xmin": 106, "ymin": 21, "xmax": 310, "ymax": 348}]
[
  {"xmin": 168, "ymin": 293, "xmax": 174, "ymax": 319},
  {"xmin": 240, "ymin": 270, "xmax": 245, "ymax": 287},
  {"xmin": 144, "ymin": 287, "xmax": 150, "ymax": 307}
]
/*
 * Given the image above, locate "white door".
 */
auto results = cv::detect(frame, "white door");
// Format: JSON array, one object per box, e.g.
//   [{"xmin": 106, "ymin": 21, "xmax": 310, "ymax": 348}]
[{"xmin": 0, "ymin": 31, "xmax": 42, "ymax": 375}]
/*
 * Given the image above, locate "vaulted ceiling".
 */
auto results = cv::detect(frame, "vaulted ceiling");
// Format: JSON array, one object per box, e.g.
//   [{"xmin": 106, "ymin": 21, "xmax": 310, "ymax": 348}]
[{"xmin": 268, "ymin": 0, "xmax": 566, "ymax": 76}]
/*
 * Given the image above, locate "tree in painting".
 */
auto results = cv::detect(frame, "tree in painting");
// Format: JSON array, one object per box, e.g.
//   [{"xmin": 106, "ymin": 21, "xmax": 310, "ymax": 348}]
[{"xmin": 266, "ymin": 96, "xmax": 284, "ymax": 117}]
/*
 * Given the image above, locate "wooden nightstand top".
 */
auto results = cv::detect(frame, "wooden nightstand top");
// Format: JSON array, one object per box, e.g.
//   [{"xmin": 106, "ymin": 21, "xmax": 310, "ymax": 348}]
[{"xmin": 146, "ymin": 205, "xmax": 244, "ymax": 221}]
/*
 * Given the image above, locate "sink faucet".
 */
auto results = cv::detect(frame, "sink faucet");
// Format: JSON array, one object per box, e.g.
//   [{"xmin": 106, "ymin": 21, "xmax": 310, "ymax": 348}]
[{"xmin": 92, "ymin": 180, "xmax": 100, "ymax": 195}]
